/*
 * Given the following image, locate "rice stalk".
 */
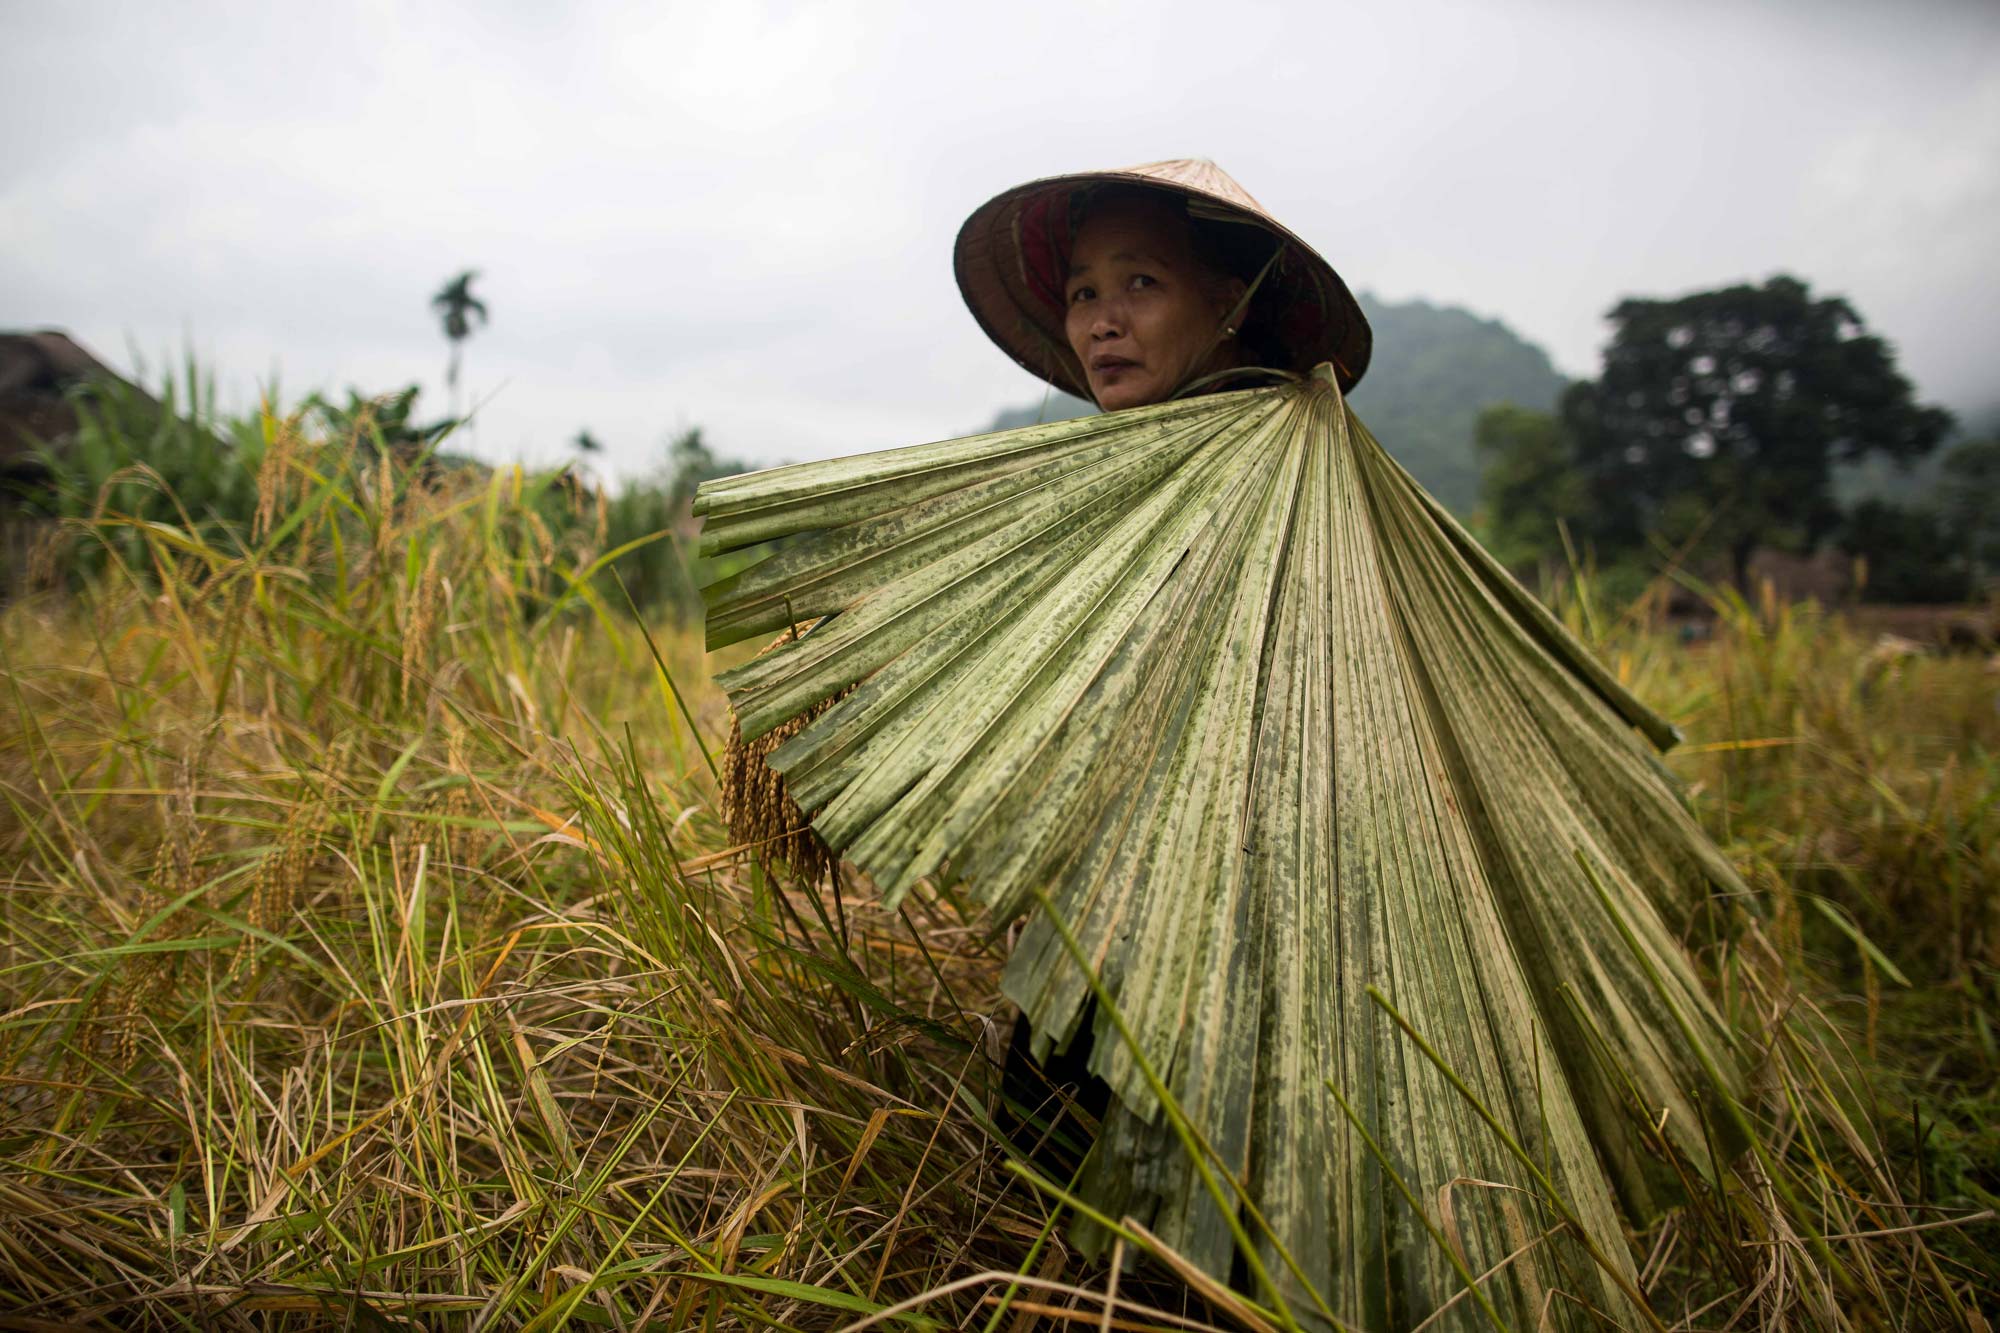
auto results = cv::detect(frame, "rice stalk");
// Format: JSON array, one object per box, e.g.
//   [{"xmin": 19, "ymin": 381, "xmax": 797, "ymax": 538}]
[{"xmin": 0, "ymin": 380, "xmax": 1988, "ymax": 1329}]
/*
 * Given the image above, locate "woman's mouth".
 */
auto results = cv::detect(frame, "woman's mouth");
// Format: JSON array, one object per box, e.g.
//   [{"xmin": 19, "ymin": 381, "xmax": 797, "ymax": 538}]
[{"xmin": 1091, "ymin": 355, "xmax": 1139, "ymax": 376}]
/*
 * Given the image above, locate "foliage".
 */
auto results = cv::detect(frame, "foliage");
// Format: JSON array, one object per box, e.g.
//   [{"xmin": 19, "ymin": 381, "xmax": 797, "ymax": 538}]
[
  {"xmin": 1471, "ymin": 401, "xmax": 1591, "ymax": 568},
  {"xmin": 595, "ymin": 470, "xmax": 696, "ymax": 616},
  {"xmin": 20, "ymin": 359, "xmax": 265, "ymax": 581},
  {"xmin": 305, "ymin": 383, "xmax": 460, "ymax": 456},
  {"xmin": 2, "ymin": 414, "xmax": 1994, "ymax": 1327},
  {"xmin": 0, "ymin": 421, "xmax": 1079, "ymax": 1331},
  {"xmin": 1563, "ymin": 275, "xmax": 1954, "ymax": 587},
  {"xmin": 20, "ymin": 366, "xmax": 703, "ymax": 623},
  {"xmin": 661, "ymin": 426, "xmax": 747, "ymax": 508},
  {"xmin": 1576, "ymin": 583, "xmax": 2000, "ymax": 1314},
  {"xmin": 1829, "ymin": 437, "xmax": 2000, "ymax": 604},
  {"xmin": 579, "ymin": 427, "xmax": 763, "ymax": 621},
  {"xmin": 1, "ymin": 412, "xmax": 1995, "ymax": 1325},
  {"xmin": 1839, "ymin": 499, "xmax": 1975, "ymax": 604},
  {"xmin": 1937, "ymin": 437, "xmax": 2000, "ymax": 588}
]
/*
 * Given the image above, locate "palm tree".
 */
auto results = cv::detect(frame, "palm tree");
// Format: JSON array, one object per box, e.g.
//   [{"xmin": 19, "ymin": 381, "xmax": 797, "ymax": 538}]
[{"xmin": 430, "ymin": 270, "xmax": 488, "ymax": 415}]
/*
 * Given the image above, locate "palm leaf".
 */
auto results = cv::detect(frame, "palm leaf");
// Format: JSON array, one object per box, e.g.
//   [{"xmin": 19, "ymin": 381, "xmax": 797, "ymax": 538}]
[{"xmin": 695, "ymin": 365, "xmax": 1746, "ymax": 1330}]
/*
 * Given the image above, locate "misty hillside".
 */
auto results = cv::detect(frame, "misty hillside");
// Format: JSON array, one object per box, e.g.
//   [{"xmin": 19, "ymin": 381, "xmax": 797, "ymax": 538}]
[
  {"xmin": 981, "ymin": 388, "xmax": 1097, "ymax": 433},
  {"xmin": 1348, "ymin": 294, "xmax": 1567, "ymax": 512},
  {"xmin": 1829, "ymin": 399, "xmax": 1998, "ymax": 507},
  {"xmin": 980, "ymin": 294, "xmax": 1566, "ymax": 513}
]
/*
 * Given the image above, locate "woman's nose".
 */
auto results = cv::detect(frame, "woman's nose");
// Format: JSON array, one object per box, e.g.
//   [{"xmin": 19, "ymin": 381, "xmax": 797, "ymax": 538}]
[{"xmin": 1090, "ymin": 301, "xmax": 1126, "ymax": 339}]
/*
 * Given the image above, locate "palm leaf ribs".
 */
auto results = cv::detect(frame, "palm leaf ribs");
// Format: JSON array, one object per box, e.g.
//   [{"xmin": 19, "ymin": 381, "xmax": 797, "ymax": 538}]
[{"xmin": 695, "ymin": 365, "xmax": 1745, "ymax": 1330}]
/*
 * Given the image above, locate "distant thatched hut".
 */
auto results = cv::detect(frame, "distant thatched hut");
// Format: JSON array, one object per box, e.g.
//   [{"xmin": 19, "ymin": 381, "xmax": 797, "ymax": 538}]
[
  {"xmin": 0, "ymin": 331, "xmax": 150, "ymax": 592},
  {"xmin": 1, "ymin": 331, "xmax": 148, "ymax": 472}
]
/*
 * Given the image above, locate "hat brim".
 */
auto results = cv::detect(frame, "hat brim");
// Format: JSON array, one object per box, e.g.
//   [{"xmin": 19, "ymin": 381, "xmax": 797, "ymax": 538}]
[{"xmin": 953, "ymin": 160, "xmax": 1372, "ymax": 402}]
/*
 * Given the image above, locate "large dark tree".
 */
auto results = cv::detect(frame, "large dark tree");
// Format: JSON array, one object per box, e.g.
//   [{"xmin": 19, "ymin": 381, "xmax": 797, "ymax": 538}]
[{"xmin": 1563, "ymin": 275, "xmax": 1952, "ymax": 587}]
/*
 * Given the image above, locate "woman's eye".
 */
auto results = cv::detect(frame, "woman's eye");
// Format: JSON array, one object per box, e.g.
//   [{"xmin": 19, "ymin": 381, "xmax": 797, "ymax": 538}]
[
  {"xmin": 1069, "ymin": 286, "xmax": 1094, "ymax": 304},
  {"xmin": 1128, "ymin": 274, "xmax": 1156, "ymax": 290}
]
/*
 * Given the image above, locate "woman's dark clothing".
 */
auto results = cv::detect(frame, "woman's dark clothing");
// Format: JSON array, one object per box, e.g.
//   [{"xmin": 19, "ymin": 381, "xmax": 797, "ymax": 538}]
[{"xmin": 996, "ymin": 1003, "xmax": 1111, "ymax": 1180}]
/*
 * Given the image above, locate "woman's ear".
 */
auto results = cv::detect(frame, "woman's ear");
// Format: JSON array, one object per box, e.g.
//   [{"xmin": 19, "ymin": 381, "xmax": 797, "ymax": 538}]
[{"xmin": 1213, "ymin": 276, "xmax": 1249, "ymax": 332}]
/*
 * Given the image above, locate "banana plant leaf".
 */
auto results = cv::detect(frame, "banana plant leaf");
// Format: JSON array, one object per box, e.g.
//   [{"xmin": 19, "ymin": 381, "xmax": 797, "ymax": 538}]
[{"xmin": 694, "ymin": 365, "xmax": 1746, "ymax": 1330}]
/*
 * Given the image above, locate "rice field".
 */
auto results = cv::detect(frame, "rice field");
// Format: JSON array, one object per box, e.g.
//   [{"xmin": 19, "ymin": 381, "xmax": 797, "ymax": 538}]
[{"xmin": 0, "ymin": 412, "xmax": 1994, "ymax": 1329}]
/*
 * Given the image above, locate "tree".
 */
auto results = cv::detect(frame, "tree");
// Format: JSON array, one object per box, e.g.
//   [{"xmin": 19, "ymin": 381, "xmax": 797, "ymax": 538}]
[
  {"xmin": 1562, "ymin": 275, "xmax": 1952, "ymax": 588},
  {"xmin": 1937, "ymin": 438, "xmax": 2000, "ymax": 590},
  {"xmin": 663, "ymin": 428, "xmax": 744, "ymax": 507},
  {"xmin": 571, "ymin": 429, "xmax": 604, "ymax": 456},
  {"xmin": 1839, "ymin": 500, "xmax": 1971, "ymax": 604},
  {"xmin": 430, "ymin": 270, "xmax": 489, "ymax": 412},
  {"xmin": 1472, "ymin": 403, "xmax": 1591, "ymax": 569},
  {"xmin": 307, "ymin": 385, "xmax": 456, "ymax": 458}
]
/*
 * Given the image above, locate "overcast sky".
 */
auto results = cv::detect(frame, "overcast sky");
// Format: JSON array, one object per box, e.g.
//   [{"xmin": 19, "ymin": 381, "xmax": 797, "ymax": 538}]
[{"xmin": 4, "ymin": 0, "xmax": 1996, "ymax": 477}]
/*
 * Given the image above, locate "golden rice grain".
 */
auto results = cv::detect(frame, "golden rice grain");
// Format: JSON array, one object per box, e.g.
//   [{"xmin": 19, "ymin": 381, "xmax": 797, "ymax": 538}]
[
  {"xmin": 400, "ymin": 548, "xmax": 443, "ymax": 706},
  {"xmin": 720, "ymin": 629, "xmax": 848, "ymax": 883}
]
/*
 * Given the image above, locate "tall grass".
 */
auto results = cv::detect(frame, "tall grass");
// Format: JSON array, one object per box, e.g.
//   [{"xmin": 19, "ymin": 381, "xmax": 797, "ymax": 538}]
[
  {"xmin": 0, "ymin": 401, "xmax": 1993, "ymax": 1328},
  {"xmin": 12, "ymin": 369, "xmax": 703, "ymax": 618}
]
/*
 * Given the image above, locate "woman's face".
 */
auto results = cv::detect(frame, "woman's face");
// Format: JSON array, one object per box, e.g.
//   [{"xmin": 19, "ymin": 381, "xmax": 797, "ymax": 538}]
[{"xmin": 1064, "ymin": 197, "xmax": 1242, "ymax": 411}]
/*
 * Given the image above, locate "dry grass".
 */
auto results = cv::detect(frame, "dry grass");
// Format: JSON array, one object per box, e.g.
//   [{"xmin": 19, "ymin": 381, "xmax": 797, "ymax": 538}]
[{"xmin": 0, "ymin": 412, "xmax": 1994, "ymax": 1329}]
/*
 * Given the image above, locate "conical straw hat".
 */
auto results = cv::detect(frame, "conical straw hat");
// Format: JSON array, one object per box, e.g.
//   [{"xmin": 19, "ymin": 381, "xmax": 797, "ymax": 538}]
[{"xmin": 954, "ymin": 158, "xmax": 1373, "ymax": 399}]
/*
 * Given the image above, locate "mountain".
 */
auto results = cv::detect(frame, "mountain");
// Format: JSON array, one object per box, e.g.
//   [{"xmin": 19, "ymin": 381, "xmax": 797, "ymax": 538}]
[
  {"xmin": 980, "ymin": 295, "xmax": 1566, "ymax": 514},
  {"xmin": 1831, "ymin": 398, "xmax": 2000, "ymax": 508},
  {"xmin": 981, "ymin": 389, "xmax": 1095, "ymax": 433},
  {"xmin": 1347, "ymin": 294, "xmax": 1567, "ymax": 513}
]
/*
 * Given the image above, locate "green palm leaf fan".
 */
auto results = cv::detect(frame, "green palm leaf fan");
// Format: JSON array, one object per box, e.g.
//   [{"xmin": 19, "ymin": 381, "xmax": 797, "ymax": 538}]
[{"xmin": 695, "ymin": 364, "xmax": 1746, "ymax": 1330}]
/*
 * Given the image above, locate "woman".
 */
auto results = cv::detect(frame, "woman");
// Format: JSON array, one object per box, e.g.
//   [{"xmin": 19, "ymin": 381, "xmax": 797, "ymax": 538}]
[
  {"xmin": 702, "ymin": 160, "xmax": 1744, "ymax": 1331},
  {"xmin": 988, "ymin": 172, "xmax": 1331, "ymax": 1171}
]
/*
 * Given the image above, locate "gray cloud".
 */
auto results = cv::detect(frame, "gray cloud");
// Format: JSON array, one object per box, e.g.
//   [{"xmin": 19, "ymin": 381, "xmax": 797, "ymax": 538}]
[{"xmin": 4, "ymin": 0, "xmax": 1996, "ymax": 480}]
